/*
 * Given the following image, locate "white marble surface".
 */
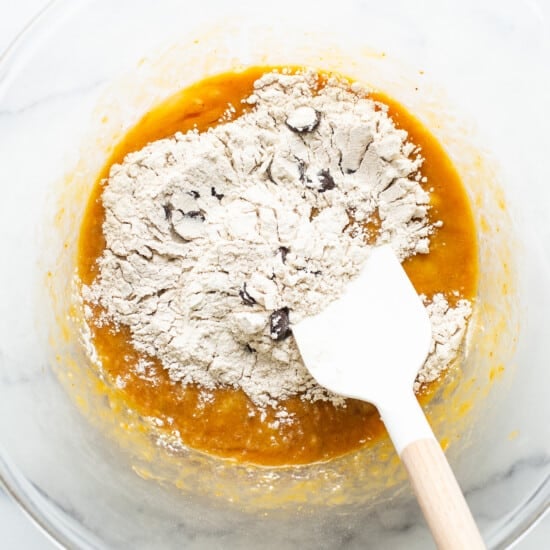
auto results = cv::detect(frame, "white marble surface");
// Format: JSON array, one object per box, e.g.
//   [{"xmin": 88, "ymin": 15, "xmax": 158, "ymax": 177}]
[{"xmin": 0, "ymin": 1, "xmax": 548, "ymax": 548}]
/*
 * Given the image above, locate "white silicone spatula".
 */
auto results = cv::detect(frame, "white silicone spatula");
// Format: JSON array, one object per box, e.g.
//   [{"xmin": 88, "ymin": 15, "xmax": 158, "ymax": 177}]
[{"xmin": 292, "ymin": 245, "xmax": 485, "ymax": 550}]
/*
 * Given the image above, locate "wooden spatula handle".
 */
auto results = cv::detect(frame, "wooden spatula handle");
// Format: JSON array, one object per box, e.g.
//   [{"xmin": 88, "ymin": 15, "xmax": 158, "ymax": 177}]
[{"xmin": 401, "ymin": 438, "xmax": 485, "ymax": 550}]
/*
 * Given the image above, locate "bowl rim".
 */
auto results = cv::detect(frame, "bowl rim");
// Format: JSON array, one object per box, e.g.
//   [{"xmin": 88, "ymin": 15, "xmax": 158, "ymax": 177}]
[{"xmin": 0, "ymin": 0, "xmax": 548, "ymax": 548}]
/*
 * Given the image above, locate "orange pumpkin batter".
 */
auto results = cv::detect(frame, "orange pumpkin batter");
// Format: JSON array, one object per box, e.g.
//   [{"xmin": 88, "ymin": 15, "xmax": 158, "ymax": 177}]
[{"xmin": 77, "ymin": 67, "xmax": 478, "ymax": 466}]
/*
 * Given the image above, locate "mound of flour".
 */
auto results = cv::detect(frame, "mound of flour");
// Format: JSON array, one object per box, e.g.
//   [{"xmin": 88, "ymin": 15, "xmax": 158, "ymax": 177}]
[{"xmin": 83, "ymin": 71, "xmax": 471, "ymax": 408}]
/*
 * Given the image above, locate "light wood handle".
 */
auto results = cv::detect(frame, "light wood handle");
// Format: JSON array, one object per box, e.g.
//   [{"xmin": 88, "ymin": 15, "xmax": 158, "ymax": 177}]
[{"xmin": 401, "ymin": 438, "xmax": 486, "ymax": 550}]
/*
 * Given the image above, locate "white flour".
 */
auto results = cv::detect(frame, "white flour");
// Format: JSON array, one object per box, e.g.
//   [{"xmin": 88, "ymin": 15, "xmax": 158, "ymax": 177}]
[{"xmin": 83, "ymin": 71, "xmax": 471, "ymax": 409}]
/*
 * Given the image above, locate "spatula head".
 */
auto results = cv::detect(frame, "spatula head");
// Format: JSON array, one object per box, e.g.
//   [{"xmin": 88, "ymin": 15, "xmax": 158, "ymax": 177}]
[{"xmin": 292, "ymin": 245, "xmax": 432, "ymax": 406}]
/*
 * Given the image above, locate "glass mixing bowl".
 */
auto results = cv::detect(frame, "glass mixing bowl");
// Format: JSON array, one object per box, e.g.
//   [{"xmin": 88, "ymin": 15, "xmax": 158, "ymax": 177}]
[{"xmin": 0, "ymin": 0, "xmax": 549, "ymax": 548}]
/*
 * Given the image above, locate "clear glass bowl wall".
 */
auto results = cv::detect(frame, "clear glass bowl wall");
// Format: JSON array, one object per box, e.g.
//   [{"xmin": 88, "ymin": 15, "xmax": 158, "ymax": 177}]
[{"xmin": 0, "ymin": 0, "xmax": 548, "ymax": 548}]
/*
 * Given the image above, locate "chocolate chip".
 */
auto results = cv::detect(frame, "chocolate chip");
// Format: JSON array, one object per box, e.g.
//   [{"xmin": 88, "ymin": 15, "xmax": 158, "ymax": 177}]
[
  {"xmin": 188, "ymin": 190, "xmax": 200, "ymax": 199},
  {"xmin": 239, "ymin": 283, "xmax": 256, "ymax": 306},
  {"xmin": 245, "ymin": 343, "xmax": 256, "ymax": 353},
  {"xmin": 162, "ymin": 204, "xmax": 172, "ymax": 220},
  {"xmin": 295, "ymin": 157, "xmax": 307, "ymax": 183},
  {"xmin": 270, "ymin": 307, "xmax": 291, "ymax": 341},
  {"xmin": 184, "ymin": 210, "xmax": 205, "ymax": 221},
  {"xmin": 317, "ymin": 169, "xmax": 336, "ymax": 192},
  {"xmin": 211, "ymin": 187, "xmax": 224, "ymax": 200},
  {"xmin": 285, "ymin": 107, "xmax": 321, "ymax": 133},
  {"xmin": 278, "ymin": 246, "xmax": 290, "ymax": 263}
]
